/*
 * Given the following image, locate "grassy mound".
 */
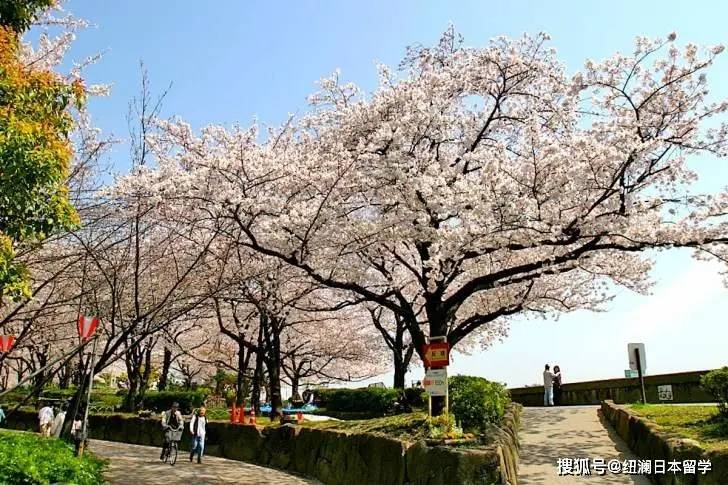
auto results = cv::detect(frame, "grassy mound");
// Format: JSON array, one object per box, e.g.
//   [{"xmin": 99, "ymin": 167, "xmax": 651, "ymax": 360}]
[
  {"xmin": 301, "ymin": 412, "xmax": 429, "ymax": 441},
  {"xmin": 629, "ymin": 404, "xmax": 728, "ymax": 452},
  {"xmin": 0, "ymin": 431, "xmax": 106, "ymax": 485}
]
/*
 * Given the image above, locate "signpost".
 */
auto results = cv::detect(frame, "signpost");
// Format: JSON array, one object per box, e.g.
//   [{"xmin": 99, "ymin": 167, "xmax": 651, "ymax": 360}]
[
  {"xmin": 627, "ymin": 343, "xmax": 647, "ymax": 404},
  {"xmin": 422, "ymin": 337, "xmax": 449, "ymax": 417},
  {"xmin": 423, "ymin": 368, "xmax": 448, "ymax": 397},
  {"xmin": 422, "ymin": 342, "xmax": 449, "ymax": 368}
]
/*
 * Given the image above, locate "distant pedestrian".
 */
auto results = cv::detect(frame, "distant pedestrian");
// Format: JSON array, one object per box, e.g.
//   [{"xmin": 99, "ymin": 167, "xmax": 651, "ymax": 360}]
[
  {"xmin": 71, "ymin": 413, "xmax": 85, "ymax": 455},
  {"xmin": 189, "ymin": 406, "xmax": 207, "ymax": 464},
  {"xmin": 38, "ymin": 402, "xmax": 54, "ymax": 437},
  {"xmin": 0, "ymin": 404, "xmax": 5, "ymax": 426},
  {"xmin": 543, "ymin": 364, "xmax": 554, "ymax": 406},
  {"xmin": 552, "ymin": 365, "xmax": 563, "ymax": 406},
  {"xmin": 51, "ymin": 404, "xmax": 67, "ymax": 438}
]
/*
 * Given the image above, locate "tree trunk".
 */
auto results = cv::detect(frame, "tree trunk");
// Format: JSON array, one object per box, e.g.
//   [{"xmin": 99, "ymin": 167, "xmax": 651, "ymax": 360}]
[
  {"xmin": 266, "ymin": 355, "xmax": 282, "ymax": 421},
  {"xmin": 58, "ymin": 360, "xmax": 71, "ymax": 389},
  {"xmin": 290, "ymin": 375, "xmax": 300, "ymax": 402},
  {"xmin": 137, "ymin": 345, "xmax": 153, "ymax": 407},
  {"xmin": 250, "ymin": 326, "xmax": 264, "ymax": 413},
  {"xmin": 157, "ymin": 347, "xmax": 172, "ymax": 391},
  {"xmin": 393, "ymin": 361, "xmax": 407, "ymax": 389},
  {"xmin": 235, "ymin": 338, "xmax": 247, "ymax": 406},
  {"xmin": 261, "ymin": 313, "xmax": 283, "ymax": 421},
  {"xmin": 61, "ymin": 370, "xmax": 91, "ymax": 443},
  {"xmin": 124, "ymin": 373, "xmax": 140, "ymax": 411}
]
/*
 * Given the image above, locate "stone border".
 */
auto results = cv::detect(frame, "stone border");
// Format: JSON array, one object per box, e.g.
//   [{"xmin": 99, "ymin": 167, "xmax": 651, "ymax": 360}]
[
  {"xmin": 600, "ymin": 400, "xmax": 727, "ymax": 485},
  {"xmin": 5, "ymin": 404, "xmax": 522, "ymax": 485}
]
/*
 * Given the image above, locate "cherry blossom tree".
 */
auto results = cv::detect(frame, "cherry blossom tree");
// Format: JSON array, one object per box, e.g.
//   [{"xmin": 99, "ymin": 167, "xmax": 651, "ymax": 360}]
[{"xmin": 136, "ymin": 29, "xmax": 728, "ymax": 414}]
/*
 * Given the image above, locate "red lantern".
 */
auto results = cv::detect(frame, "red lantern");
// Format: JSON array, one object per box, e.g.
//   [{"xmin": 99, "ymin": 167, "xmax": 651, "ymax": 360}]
[
  {"xmin": 0, "ymin": 335, "xmax": 15, "ymax": 353},
  {"xmin": 77, "ymin": 316, "xmax": 99, "ymax": 341}
]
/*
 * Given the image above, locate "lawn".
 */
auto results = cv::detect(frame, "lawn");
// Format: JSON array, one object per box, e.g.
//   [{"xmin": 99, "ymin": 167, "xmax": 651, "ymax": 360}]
[
  {"xmin": 629, "ymin": 404, "xmax": 728, "ymax": 452},
  {"xmin": 0, "ymin": 430, "xmax": 106, "ymax": 485},
  {"xmin": 300, "ymin": 412, "xmax": 429, "ymax": 442}
]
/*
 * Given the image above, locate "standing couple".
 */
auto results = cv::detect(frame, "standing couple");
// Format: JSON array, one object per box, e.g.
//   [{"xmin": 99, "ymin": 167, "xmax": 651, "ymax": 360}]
[{"xmin": 542, "ymin": 364, "xmax": 562, "ymax": 406}]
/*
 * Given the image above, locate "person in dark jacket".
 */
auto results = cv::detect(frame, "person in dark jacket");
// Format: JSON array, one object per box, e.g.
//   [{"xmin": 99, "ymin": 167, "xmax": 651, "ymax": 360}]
[{"xmin": 552, "ymin": 365, "xmax": 563, "ymax": 406}]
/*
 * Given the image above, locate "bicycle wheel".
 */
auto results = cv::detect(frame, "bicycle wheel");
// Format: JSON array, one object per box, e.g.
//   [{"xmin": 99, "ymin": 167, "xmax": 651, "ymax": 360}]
[{"xmin": 169, "ymin": 442, "xmax": 178, "ymax": 466}]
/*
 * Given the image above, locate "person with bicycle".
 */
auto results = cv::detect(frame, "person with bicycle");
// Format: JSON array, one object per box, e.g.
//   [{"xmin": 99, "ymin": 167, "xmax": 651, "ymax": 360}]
[{"xmin": 160, "ymin": 402, "xmax": 184, "ymax": 461}]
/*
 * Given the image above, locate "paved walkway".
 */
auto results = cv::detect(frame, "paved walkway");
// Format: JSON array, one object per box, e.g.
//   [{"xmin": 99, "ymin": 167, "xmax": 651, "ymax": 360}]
[
  {"xmin": 518, "ymin": 406, "xmax": 653, "ymax": 484},
  {"xmin": 91, "ymin": 440, "xmax": 320, "ymax": 485}
]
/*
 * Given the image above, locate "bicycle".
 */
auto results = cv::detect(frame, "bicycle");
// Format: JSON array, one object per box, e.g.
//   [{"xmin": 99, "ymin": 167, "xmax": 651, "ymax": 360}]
[{"xmin": 161, "ymin": 427, "xmax": 183, "ymax": 465}]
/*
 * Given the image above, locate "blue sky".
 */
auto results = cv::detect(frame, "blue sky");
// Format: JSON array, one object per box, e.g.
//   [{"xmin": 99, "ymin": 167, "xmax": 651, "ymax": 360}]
[{"xmin": 58, "ymin": 1, "xmax": 728, "ymax": 388}]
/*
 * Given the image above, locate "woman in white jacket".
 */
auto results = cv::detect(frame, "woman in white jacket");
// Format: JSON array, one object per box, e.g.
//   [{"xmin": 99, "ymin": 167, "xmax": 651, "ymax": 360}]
[{"xmin": 189, "ymin": 406, "xmax": 207, "ymax": 464}]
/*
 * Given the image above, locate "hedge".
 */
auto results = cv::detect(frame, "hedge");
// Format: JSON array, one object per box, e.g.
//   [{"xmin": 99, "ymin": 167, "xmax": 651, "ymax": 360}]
[
  {"xmin": 2, "ymin": 388, "xmax": 122, "ymax": 410},
  {"xmin": 316, "ymin": 387, "xmax": 400, "ymax": 413},
  {"xmin": 0, "ymin": 431, "xmax": 105, "ymax": 485},
  {"xmin": 142, "ymin": 390, "xmax": 209, "ymax": 413}
]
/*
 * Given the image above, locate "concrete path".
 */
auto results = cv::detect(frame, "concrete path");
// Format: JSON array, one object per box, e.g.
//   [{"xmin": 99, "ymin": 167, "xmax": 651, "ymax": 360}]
[
  {"xmin": 91, "ymin": 439, "xmax": 320, "ymax": 485},
  {"xmin": 518, "ymin": 406, "xmax": 653, "ymax": 484}
]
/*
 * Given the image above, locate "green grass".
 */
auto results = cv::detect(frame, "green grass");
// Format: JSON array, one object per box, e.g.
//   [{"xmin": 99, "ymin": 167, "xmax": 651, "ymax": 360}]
[
  {"xmin": 300, "ymin": 412, "xmax": 429, "ymax": 442},
  {"xmin": 0, "ymin": 430, "xmax": 106, "ymax": 485},
  {"xmin": 629, "ymin": 404, "xmax": 728, "ymax": 452}
]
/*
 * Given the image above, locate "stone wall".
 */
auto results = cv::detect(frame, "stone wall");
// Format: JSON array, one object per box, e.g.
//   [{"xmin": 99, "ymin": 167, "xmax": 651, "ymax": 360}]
[
  {"xmin": 510, "ymin": 370, "xmax": 714, "ymax": 407},
  {"xmin": 5, "ymin": 404, "xmax": 522, "ymax": 485},
  {"xmin": 600, "ymin": 400, "xmax": 728, "ymax": 485}
]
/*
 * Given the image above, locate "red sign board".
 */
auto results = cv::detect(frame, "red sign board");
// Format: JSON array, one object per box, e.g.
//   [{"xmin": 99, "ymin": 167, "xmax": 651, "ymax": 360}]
[
  {"xmin": 0, "ymin": 335, "xmax": 15, "ymax": 353},
  {"xmin": 77, "ymin": 316, "xmax": 99, "ymax": 341},
  {"xmin": 422, "ymin": 342, "xmax": 449, "ymax": 368}
]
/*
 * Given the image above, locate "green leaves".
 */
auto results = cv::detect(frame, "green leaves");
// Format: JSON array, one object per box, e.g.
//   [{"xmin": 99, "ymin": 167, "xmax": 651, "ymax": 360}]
[
  {"xmin": 0, "ymin": 0, "xmax": 55, "ymax": 33},
  {"xmin": 0, "ymin": 431, "xmax": 105, "ymax": 484},
  {"xmin": 701, "ymin": 367, "xmax": 728, "ymax": 418},
  {"xmin": 0, "ymin": 25, "xmax": 81, "ymax": 302},
  {"xmin": 448, "ymin": 375, "xmax": 510, "ymax": 433}
]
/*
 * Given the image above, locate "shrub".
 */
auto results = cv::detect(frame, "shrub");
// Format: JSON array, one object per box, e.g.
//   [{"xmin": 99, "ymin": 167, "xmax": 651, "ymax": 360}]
[
  {"xmin": 448, "ymin": 375, "xmax": 510, "ymax": 432},
  {"xmin": 142, "ymin": 390, "xmax": 209, "ymax": 413},
  {"xmin": 403, "ymin": 387, "xmax": 427, "ymax": 407},
  {"xmin": 318, "ymin": 387, "xmax": 400, "ymax": 413},
  {"xmin": 701, "ymin": 367, "xmax": 728, "ymax": 417},
  {"xmin": 0, "ymin": 431, "xmax": 105, "ymax": 484}
]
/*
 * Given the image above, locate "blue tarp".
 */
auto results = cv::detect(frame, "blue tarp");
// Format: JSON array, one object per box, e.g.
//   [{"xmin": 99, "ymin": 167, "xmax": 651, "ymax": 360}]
[{"xmin": 255, "ymin": 403, "xmax": 318, "ymax": 414}]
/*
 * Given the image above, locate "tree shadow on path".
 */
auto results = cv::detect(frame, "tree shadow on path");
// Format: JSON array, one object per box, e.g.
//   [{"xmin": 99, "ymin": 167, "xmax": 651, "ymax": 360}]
[{"xmin": 518, "ymin": 407, "xmax": 653, "ymax": 484}]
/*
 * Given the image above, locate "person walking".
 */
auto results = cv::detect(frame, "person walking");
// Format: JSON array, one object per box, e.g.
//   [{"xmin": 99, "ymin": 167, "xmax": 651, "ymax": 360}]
[
  {"xmin": 189, "ymin": 406, "xmax": 207, "ymax": 464},
  {"xmin": 160, "ymin": 402, "xmax": 184, "ymax": 460},
  {"xmin": 71, "ymin": 413, "xmax": 85, "ymax": 455},
  {"xmin": 0, "ymin": 404, "xmax": 5, "ymax": 426},
  {"xmin": 552, "ymin": 365, "xmax": 563, "ymax": 406},
  {"xmin": 51, "ymin": 404, "xmax": 67, "ymax": 438},
  {"xmin": 542, "ymin": 364, "xmax": 554, "ymax": 406},
  {"xmin": 38, "ymin": 402, "xmax": 54, "ymax": 437}
]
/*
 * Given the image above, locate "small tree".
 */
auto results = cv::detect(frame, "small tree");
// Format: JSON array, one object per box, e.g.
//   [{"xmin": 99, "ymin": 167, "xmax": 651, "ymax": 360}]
[{"xmin": 701, "ymin": 367, "xmax": 728, "ymax": 418}]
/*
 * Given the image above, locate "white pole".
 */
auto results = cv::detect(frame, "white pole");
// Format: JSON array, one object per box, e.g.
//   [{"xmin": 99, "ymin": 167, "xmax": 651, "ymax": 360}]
[{"xmin": 80, "ymin": 337, "xmax": 98, "ymax": 455}]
